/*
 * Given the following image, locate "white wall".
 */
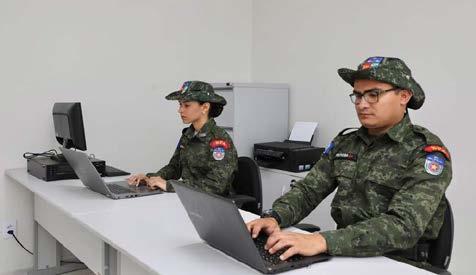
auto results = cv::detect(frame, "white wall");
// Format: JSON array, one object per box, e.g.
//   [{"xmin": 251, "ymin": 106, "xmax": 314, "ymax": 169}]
[
  {"xmin": 0, "ymin": 0, "xmax": 252, "ymax": 273},
  {"xmin": 252, "ymin": 0, "xmax": 475, "ymax": 274},
  {"xmin": 2, "ymin": 0, "xmax": 475, "ymax": 274}
]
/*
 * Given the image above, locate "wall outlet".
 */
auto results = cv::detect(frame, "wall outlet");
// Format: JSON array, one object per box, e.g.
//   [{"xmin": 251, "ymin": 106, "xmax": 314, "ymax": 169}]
[{"xmin": 2, "ymin": 220, "xmax": 17, "ymax": 239}]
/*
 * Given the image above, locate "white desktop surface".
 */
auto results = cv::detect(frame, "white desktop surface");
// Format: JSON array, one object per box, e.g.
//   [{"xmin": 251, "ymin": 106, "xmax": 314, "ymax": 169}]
[{"xmin": 5, "ymin": 168, "xmax": 432, "ymax": 275}]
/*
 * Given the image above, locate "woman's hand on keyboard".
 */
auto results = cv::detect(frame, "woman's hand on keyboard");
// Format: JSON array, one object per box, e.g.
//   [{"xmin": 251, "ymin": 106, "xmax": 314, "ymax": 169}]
[
  {"xmin": 145, "ymin": 176, "xmax": 167, "ymax": 191},
  {"xmin": 127, "ymin": 173, "xmax": 148, "ymax": 186}
]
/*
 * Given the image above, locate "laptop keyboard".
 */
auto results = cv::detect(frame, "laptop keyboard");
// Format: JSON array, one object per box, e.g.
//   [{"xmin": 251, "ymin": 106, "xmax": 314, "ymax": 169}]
[
  {"xmin": 254, "ymin": 233, "xmax": 304, "ymax": 266},
  {"xmin": 107, "ymin": 184, "xmax": 133, "ymax": 194}
]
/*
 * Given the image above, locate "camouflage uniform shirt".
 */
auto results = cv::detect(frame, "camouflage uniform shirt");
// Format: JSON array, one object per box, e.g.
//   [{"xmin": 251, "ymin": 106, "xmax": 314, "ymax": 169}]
[
  {"xmin": 272, "ymin": 114, "xmax": 452, "ymax": 256},
  {"xmin": 147, "ymin": 118, "xmax": 238, "ymax": 196}
]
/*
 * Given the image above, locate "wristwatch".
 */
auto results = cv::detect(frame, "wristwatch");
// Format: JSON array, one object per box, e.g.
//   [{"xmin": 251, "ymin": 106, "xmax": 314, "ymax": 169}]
[{"xmin": 260, "ymin": 209, "xmax": 282, "ymax": 225}]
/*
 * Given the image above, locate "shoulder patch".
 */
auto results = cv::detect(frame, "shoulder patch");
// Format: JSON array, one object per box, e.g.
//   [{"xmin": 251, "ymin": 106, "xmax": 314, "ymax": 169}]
[
  {"xmin": 323, "ymin": 141, "xmax": 335, "ymax": 156},
  {"xmin": 424, "ymin": 145, "xmax": 451, "ymax": 161},
  {"xmin": 338, "ymin": 127, "xmax": 359, "ymax": 136},
  {"xmin": 210, "ymin": 139, "xmax": 230, "ymax": 150},
  {"xmin": 424, "ymin": 153, "xmax": 445, "ymax": 176},
  {"xmin": 212, "ymin": 147, "xmax": 225, "ymax": 160}
]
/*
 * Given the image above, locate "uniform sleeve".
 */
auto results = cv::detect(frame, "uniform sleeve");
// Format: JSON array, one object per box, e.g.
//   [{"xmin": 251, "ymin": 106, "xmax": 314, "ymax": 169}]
[
  {"xmin": 199, "ymin": 136, "xmax": 238, "ymax": 195},
  {"xmin": 186, "ymin": 137, "xmax": 238, "ymax": 195},
  {"xmin": 146, "ymin": 142, "xmax": 182, "ymax": 182},
  {"xmin": 320, "ymin": 150, "xmax": 452, "ymax": 256},
  {"xmin": 272, "ymin": 151, "xmax": 337, "ymax": 228}
]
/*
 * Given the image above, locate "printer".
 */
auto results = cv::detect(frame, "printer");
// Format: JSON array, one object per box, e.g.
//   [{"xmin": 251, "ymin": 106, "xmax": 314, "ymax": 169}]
[{"xmin": 253, "ymin": 122, "xmax": 324, "ymax": 172}]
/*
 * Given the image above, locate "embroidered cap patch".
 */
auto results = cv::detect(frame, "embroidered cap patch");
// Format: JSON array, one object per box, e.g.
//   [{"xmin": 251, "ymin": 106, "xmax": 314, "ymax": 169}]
[{"xmin": 360, "ymin": 56, "xmax": 384, "ymax": 70}]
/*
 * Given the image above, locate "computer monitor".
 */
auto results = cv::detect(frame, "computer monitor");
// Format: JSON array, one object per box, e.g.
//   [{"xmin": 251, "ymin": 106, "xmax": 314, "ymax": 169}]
[{"xmin": 52, "ymin": 102, "xmax": 87, "ymax": 151}]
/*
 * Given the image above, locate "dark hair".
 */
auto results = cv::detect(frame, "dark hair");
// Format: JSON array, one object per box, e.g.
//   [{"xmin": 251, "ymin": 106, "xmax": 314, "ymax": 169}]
[{"xmin": 199, "ymin": 102, "xmax": 224, "ymax": 118}]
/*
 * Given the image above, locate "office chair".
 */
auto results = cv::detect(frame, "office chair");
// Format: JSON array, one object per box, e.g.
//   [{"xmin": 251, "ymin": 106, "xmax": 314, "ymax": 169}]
[
  {"xmin": 229, "ymin": 157, "xmax": 263, "ymax": 215},
  {"xmin": 425, "ymin": 196, "xmax": 454, "ymax": 275},
  {"xmin": 293, "ymin": 196, "xmax": 454, "ymax": 275}
]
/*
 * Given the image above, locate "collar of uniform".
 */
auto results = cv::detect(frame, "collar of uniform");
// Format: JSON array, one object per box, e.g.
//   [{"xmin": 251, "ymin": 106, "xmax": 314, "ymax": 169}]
[
  {"xmin": 357, "ymin": 114, "xmax": 412, "ymax": 144},
  {"xmin": 196, "ymin": 118, "xmax": 216, "ymax": 140},
  {"xmin": 184, "ymin": 118, "xmax": 216, "ymax": 140},
  {"xmin": 356, "ymin": 127, "xmax": 372, "ymax": 145},
  {"xmin": 386, "ymin": 114, "xmax": 412, "ymax": 143}
]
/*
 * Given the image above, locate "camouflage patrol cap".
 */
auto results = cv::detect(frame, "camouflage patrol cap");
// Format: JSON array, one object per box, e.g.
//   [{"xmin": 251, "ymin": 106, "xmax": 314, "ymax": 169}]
[
  {"xmin": 338, "ymin": 56, "xmax": 425, "ymax": 110},
  {"xmin": 165, "ymin": 81, "xmax": 227, "ymax": 105}
]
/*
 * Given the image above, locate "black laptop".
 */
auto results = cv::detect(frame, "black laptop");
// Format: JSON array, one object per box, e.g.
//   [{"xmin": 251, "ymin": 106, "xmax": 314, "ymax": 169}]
[{"xmin": 171, "ymin": 180, "xmax": 331, "ymax": 274}]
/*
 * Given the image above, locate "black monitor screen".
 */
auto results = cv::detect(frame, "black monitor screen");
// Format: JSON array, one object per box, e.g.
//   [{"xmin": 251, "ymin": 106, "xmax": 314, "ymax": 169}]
[{"xmin": 52, "ymin": 102, "xmax": 87, "ymax": 151}]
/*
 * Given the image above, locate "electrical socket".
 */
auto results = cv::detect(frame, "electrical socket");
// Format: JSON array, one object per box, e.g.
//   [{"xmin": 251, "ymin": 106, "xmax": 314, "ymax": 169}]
[{"xmin": 2, "ymin": 220, "xmax": 17, "ymax": 239}]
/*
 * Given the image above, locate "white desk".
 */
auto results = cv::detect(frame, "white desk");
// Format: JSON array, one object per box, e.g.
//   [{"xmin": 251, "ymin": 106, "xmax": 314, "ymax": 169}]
[{"xmin": 5, "ymin": 168, "xmax": 433, "ymax": 275}]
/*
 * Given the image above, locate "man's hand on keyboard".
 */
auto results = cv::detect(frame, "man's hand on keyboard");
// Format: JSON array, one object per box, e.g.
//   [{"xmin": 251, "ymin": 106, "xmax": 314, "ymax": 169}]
[
  {"xmin": 265, "ymin": 231, "xmax": 328, "ymax": 261},
  {"xmin": 145, "ymin": 176, "xmax": 167, "ymax": 191},
  {"xmin": 246, "ymin": 218, "xmax": 280, "ymax": 239}
]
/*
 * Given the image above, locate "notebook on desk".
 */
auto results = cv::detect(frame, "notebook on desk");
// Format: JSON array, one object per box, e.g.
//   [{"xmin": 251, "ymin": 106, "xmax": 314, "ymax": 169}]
[
  {"xmin": 171, "ymin": 180, "xmax": 331, "ymax": 274},
  {"xmin": 60, "ymin": 148, "xmax": 162, "ymax": 199}
]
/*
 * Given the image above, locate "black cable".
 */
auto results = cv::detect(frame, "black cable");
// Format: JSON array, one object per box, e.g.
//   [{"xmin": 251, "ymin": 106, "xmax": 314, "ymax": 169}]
[
  {"xmin": 23, "ymin": 149, "xmax": 58, "ymax": 160},
  {"xmin": 7, "ymin": 231, "xmax": 85, "ymax": 266},
  {"xmin": 8, "ymin": 230, "xmax": 33, "ymax": 255}
]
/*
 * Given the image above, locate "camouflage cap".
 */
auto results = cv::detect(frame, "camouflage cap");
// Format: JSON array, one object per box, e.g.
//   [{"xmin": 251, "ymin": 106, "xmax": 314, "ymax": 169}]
[
  {"xmin": 338, "ymin": 56, "xmax": 425, "ymax": 110},
  {"xmin": 165, "ymin": 81, "xmax": 226, "ymax": 105}
]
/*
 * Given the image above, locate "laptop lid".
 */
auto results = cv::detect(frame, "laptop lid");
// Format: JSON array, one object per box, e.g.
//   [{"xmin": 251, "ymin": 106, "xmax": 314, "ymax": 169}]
[
  {"xmin": 60, "ymin": 148, "xmax": 110, "ymax": 196},
  {"xmin": 171, "ymin": 180, "xmax": 269, "ymax": 272}
]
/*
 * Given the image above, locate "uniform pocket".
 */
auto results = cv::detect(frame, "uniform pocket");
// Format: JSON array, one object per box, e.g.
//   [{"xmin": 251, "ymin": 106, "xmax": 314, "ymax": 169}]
[
  {"xmin": 364, "ymin": 162, "xmax": 407, "ymax": 212},
  {"xmin": 331, "ymin": 160, "xmax": 357, "ymax": 207},
  {"xmin": 333, "ymin": 159, "xmax": 357, "ymax": 179},
  {"xmin": 365, "ymin": 162, "xmax": 407, "ymax": 191}
]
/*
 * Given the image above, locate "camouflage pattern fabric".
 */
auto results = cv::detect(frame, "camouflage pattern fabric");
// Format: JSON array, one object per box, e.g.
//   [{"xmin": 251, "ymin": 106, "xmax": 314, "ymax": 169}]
[
  {"xmin": 338, "ymin": 56, "xmax": 425, "ymax": 110},
  {"xmin": 165, "ymin": 80, "xmax": 227, "ymax": 105},
  {"xmin": 272, "ymin": 114, "xmax": 452, "ymax": 260},
  {"xmin": 146, "ymin": 118, "xmax": 238, "ymax": 196}
]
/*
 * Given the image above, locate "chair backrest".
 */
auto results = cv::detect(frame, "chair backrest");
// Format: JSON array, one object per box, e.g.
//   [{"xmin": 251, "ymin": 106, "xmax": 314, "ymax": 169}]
[
  {"xmin": 428, "ymin": 196, "xmax": 454, "ymax": 270},
  {"xmin": 232, "ymin": 156, "xmax": 263, "ymax": 215}
]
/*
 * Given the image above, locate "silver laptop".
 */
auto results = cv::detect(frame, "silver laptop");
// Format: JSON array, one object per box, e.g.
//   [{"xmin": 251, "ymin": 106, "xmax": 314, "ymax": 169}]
[{"xmin": 60, "ymin": 148, "xmax": 163, "ymax": 199}]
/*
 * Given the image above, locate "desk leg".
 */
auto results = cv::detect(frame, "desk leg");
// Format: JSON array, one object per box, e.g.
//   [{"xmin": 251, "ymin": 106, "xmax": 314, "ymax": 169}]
[
  {"xmin": 28, "ymin": 221, "xmax": 87, "ymax": 275},
  {"xmin": 33, "ymin": 221, "xmax": 38, "ymax": 270},
  {"xmin": 118, "ymin": 251, "xmax": 154, "ymax": 275},
  {"xmin": 104, "ymin": 243, "xmax": 118, "ymax": 275}
]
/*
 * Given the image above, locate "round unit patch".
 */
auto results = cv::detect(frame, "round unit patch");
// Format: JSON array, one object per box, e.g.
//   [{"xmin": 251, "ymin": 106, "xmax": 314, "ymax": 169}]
[
  {"xmin": 424, "ymin": 154, "xmax": 445, "ymax": 176},
  {"xmin": 212, "ymin": 147, "xmax": 225, "ymax": 161}
]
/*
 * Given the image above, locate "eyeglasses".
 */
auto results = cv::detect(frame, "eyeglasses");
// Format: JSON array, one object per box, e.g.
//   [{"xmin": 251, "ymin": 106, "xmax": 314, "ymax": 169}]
[{"xmin": 349, "ymin": 87, "xmax": 400, "ymax": 104}]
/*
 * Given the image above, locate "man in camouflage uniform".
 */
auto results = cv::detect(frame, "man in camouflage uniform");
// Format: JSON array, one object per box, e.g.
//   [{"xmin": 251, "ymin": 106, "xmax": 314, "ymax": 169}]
[
  {"xmin": 128, "ymin": 81, "xmax": 238, "ymax": 196},
  {"xmin": 247, "ymin": 57, "xmax": 452, "ymax": 269}
]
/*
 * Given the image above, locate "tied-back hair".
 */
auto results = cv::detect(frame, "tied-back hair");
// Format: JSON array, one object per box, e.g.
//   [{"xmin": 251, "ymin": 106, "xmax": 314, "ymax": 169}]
[{"xmin": 199, "ymin": 102, "xmax": 224, "ymax": 118}]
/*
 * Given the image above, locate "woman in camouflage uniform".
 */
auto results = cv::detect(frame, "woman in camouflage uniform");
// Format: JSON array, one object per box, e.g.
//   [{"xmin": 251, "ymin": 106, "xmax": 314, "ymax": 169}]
[{"xmin": 128, "ymin": 81, "xmax": 238, "ymax": 196}]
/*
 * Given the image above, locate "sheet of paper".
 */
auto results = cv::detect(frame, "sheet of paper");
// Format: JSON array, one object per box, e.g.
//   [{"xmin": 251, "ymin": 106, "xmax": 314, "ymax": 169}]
[{"xmin": 289, "ymin": 121, "xmax": 318, "ymax": 142}]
